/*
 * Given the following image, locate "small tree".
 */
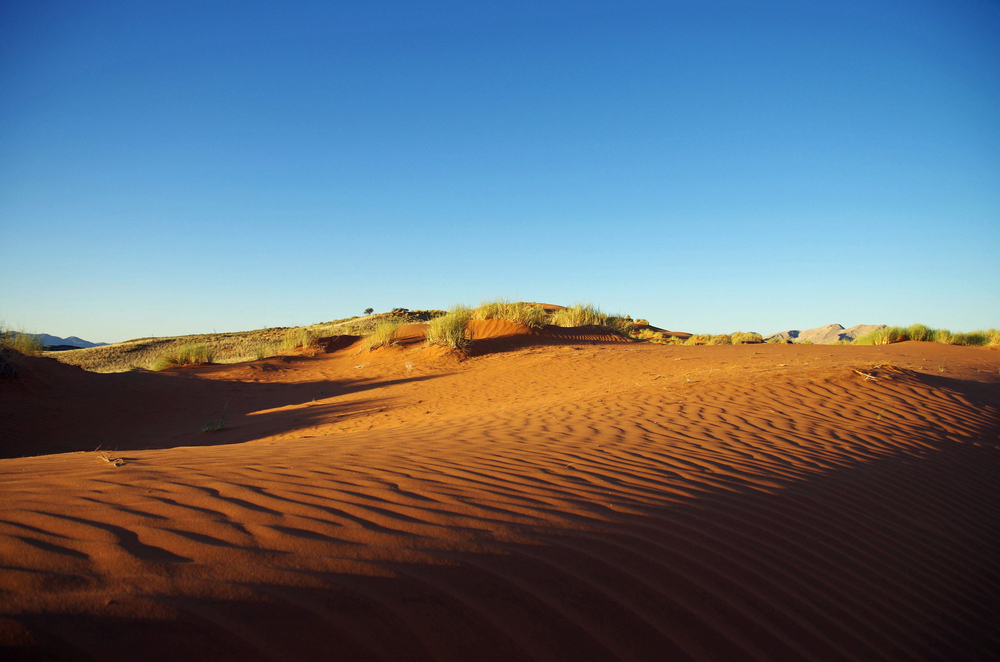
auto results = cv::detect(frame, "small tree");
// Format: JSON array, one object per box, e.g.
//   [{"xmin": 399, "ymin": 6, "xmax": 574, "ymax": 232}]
[{"xmin": 364, "ymin": 308, "xmax": 374, "ymax": 316}]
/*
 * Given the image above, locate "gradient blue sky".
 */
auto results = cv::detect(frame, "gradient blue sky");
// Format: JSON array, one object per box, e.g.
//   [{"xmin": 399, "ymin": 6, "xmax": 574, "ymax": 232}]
[{"xmin": 2, "ymin": 0, "xmax": 998, "ymax": 342}]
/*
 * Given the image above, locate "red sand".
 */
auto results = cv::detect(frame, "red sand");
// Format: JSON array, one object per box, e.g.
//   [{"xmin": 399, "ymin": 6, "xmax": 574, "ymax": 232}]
[{"xmin": 2, "ymin": 328, "xmax": 998, "ymax": 660}]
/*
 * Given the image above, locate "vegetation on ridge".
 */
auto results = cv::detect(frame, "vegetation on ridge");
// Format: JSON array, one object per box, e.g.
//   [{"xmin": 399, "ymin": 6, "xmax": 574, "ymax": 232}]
[{"xmin": 854, "ymin": 324, "xmax": 1000, "ymax": 346}]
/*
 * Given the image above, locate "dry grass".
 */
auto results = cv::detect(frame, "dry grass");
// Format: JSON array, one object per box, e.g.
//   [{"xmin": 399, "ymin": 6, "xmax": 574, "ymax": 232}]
[
  {"xmin": 426, "ymin": 305, "xmax": 474, "ymax": 350},
  {"xmin": 362, "ymin": 318, "xmax": 406, "ymax": 352},
  {"xmin": 730, "ymin": 331, "xmax": 764, "ymax": 345},
  {"xmin": 472, "ymin": 299, "xmax": 548, "ymax": 329},
  {"xmin": 152, "ymin": 344, "xmax": 217, "ymax": 371},
  {"xmin": 1, "ymin": 324, "xmax": 45, "ymax": 377},
  {"xmin": 0, "ymin": 325, "xmax": 44, "ymax": 356},
  {"xmin": 549, "ymin": 303, "xmax": 634, "ymax": 337}
]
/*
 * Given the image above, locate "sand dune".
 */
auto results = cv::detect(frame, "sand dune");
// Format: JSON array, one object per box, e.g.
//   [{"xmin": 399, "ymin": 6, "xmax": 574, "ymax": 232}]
[{"xmin": 2, "ymin": 327, "xmax": 998, "ymax": 660}]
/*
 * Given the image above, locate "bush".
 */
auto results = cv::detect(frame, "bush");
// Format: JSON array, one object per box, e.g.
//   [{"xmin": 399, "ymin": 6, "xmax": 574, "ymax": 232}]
[
  {"xmin": 153, "ymin": 344, "xmax": 216, "ymax": 370},
  {"xmin": 426, "ymin": 305, "xmax": 473, "ymax": 350},
  {"xmin": 730, "ymin": 331, "xmax": 763, "ymax": 345}
]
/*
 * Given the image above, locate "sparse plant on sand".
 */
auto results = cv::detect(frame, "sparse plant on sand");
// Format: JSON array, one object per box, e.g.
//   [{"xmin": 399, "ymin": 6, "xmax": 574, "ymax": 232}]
[
  {"xmin": 730, "ymin": 331, "xmax": 764, "ymax": 345},
  {"xmin": 363, "ymin": 318, "xmax": 406, "ymax": 351},
  {"xmin": 201, "ymin": 403, "xmax": 229, "ymax": 433},
  {"xmin": 473, "ymin": 299, "xmax": 548, "ymax": 329},
  {"xmin": 94, "ymin": 446, "xmax": 125, "ymax": 466},
  {"xmin": 201, "ymin": 414, "xmax": 228, "ymax": 433},
  {"xmin": 153, "ymin": 344, "xmax": 217, "ymax": 370},
  {"xmin": 426, "ymin": 305, "xmax": 474, "ymax": 350}
]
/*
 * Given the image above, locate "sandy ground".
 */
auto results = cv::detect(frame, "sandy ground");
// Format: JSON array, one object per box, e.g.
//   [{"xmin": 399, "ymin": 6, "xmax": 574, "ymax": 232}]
[{"xmin": 2, "ymin": 322, "xmax": 998, "ymax": 661}]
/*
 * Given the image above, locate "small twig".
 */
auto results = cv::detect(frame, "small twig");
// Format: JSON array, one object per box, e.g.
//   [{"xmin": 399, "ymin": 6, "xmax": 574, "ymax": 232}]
[{"xmin": 853, "ymin": 369, "xmax": 878, "ymax": 382}]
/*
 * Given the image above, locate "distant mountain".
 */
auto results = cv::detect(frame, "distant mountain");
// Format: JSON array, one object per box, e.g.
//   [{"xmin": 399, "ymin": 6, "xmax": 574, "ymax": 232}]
[
  {"xmin": 34, "ymin": 334, "xmax": 108, "ymax": 350},
  {"xmin": 765, "ymin": 324, "xmax": 885, "ymax": 345}
]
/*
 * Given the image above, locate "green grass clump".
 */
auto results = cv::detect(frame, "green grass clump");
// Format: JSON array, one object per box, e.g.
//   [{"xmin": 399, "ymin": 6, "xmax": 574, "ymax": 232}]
[
  {"xmin": 473, "ymin": 299, "xmax": 548, "ymax": 329},
  {"xmin": 905, "ymin": 324, "xmax": 933, "ymax": 342},
  {"xmin": 363, "ymin": 318, "xmax": 406, "ymax": 351},
  {"xmin": 153, "ymin": 344, "xmax": 217, "ymax": 370},
  {"xmin": 766, "ymin": 336, "xmax": 790, "ymax": 344},
  {"xmin": 426, "ymin": 305, "xmax": 474, "ymax": 350},
  {"xmin": 854, "ymin": 327, "xmax": 905, "ymax": 345},
  {"xmin": 730, "ymin": 331, "xmax": 763, "ymax": 345},
  {"xmin": 549, "ymin": 303, "xmax": 633, "ymax": 337},
  {"xmin": 854, "ymin": 324, "xmax": 999, "ymax": 347}
]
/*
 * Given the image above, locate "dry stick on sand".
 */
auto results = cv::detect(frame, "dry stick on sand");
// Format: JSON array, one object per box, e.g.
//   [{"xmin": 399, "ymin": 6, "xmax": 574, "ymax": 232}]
[{"xmin": 94, "ymin": 446, "xmax": 125, "ymax": 467}]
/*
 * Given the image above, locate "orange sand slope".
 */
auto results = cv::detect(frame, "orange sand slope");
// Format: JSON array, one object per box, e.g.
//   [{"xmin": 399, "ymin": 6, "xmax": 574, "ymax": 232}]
[{"xmin": 2, "ymin": 330, "xmax": 999, "ymax": 661}]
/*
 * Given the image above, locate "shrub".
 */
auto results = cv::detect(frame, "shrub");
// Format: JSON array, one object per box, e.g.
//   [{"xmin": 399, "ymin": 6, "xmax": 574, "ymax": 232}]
[
  {"xmin": 473, "ymin": 299, "xmax": 548, "ymax": 329},
  {"xmin": 426, "ymin": 305, "xmax": 473, "ymax": 350},
  {"xmin": 709, "ymin": 334, "xmax": 731, "ymax": 345},
  {"xmin": 153, "ymin": 344, "xmax": 216, "ymax": 370},
  {"xmin": 363, "ymin": 318, "xmax": 406, "ymax": 351},
  {"xmin": 766, "ymin": 336, "xmax": 790, "ymax": 344},
  {"xmin": 730, "ymin": 331, "xmax": 763, "ymax": 345}
]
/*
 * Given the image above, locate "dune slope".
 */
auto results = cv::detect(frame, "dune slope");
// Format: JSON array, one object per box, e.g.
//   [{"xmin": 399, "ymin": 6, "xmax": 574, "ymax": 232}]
[{"xmin": 2, "ymin": 336, "xmax": 998, "ymax": 660}]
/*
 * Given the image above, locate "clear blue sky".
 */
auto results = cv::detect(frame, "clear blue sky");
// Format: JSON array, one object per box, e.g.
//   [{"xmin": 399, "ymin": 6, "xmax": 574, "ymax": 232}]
[{"xmin": 2, "ymin": 0, "xmax": 998, "ymax": 342}]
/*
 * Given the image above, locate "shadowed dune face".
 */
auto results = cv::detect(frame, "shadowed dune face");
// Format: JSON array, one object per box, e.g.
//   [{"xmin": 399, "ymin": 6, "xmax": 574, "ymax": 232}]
[{"xmin": 1, "ymin": 340, "xmax": 999, "ymax": 660}]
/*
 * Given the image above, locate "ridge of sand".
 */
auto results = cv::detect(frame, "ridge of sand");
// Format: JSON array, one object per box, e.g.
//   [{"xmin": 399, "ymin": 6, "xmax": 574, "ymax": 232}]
[{"xmin": 2, "ymin": 339, "xmax": 999, "ymax": 660}]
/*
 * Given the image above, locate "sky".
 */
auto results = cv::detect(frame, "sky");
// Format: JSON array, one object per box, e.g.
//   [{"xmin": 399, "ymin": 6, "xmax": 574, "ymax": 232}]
[{"xmin": 2, "ymin": 0, "xmax": 998, "ymax": 342}]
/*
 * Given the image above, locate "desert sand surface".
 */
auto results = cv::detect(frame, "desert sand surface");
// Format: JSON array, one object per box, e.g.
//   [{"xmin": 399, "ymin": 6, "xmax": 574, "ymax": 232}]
[{"xmin": 2, "ymin": 322, "xmax": 999, "ymax": 661}]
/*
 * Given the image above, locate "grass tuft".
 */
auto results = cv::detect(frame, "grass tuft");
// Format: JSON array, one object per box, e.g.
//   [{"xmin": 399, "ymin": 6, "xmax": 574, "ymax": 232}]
[
  {"xmin": 473, "ymin": 299, "xmax": 548, "ymax": 329},
  {"xmin": 363, "ymin": 318, "xmax": 406, "ymax": 352},
  {"xmin": 549, "ymin": 303, "xmax": 633, "ymax": 337},
  {"xmin": 854, "ymin": 327, "xmax": 905, "ymax": 346},
  {"xmin": 282, "ymin": 328, "xmax": 313, "ymax": 351},
  {"xmin": 153, "ymin": 344, "xmax": 216, "ymax": 370},
  {"xmin": 426, "ymin": 305, "xmax": 474, "ymax": 350},
  {"xmin": 730, "ymin": 331, "xmax": 764, "ymax": 345}
]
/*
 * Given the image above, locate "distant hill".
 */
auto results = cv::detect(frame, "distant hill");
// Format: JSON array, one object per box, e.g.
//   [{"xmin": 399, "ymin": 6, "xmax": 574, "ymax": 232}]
[
  {"xmin": 34, "ymin": 334, "xmax": 108, "ymax": 350},
  {"xmin": 765, "ymin": 324, "xmax": 885, "ymax": 345}
]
